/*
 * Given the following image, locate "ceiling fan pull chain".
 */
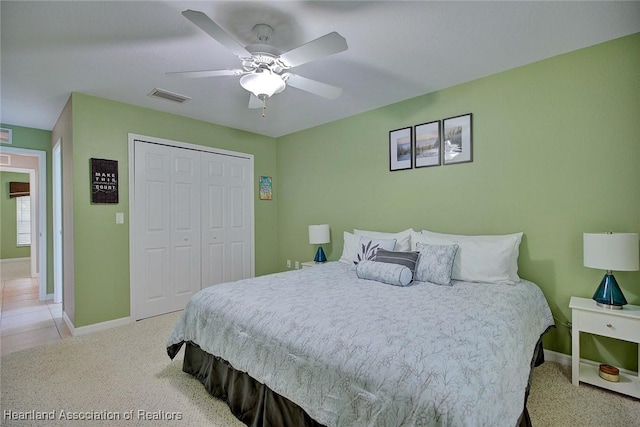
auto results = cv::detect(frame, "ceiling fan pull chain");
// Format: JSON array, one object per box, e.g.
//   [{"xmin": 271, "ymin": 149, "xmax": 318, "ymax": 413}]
[{"xmin": 262, "ymin": 97, "xmax": 267, "ymax": 118}]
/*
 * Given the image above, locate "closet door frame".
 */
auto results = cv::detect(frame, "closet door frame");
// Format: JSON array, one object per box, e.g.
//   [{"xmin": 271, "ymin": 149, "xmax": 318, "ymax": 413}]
[{"xmin": 127, "ymin": 133, "xmax": 255, "ymax": 321}]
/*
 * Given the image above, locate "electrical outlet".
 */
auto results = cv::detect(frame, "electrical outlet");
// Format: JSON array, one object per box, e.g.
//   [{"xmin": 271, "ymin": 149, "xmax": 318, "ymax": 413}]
[
  {"xmin": 295, "ymin": 261, "xmax": 300, "ymax": 269},
  {"xmin": 286, "ymin": 260, "xmax": 291, "ymax": 269}
]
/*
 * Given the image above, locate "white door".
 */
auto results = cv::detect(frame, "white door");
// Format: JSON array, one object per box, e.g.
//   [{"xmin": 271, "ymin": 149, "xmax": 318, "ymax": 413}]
[
  {"xmin": 201, "ymin": 154, "xmax": 252, "ymax": 287},
  {"xmin": 134, "ymin": 142, "xmax": 201, "ymax": 319}
]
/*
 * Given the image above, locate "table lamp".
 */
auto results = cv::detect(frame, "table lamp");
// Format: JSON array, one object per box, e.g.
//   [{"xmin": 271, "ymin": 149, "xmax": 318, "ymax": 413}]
[
  {"xmin": 583, "ymin": 232, "xmax": 639, "ymax": 309},
  {"xmin": 309, "ymin": 224, "xmax": 330, "ymax": 263}
]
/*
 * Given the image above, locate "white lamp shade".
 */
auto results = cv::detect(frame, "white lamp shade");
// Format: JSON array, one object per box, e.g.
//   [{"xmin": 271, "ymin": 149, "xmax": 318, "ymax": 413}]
[
  {"xmin": 309, "ymin": 224, "xmax": 330, "ymax": 245},
  {"xmin": 240, "ymin": 72, "xmax": 286, "ymax": 98},
  {"xmin": 583, "ymin": 232, "xmax": 639, "ymax": 271}
]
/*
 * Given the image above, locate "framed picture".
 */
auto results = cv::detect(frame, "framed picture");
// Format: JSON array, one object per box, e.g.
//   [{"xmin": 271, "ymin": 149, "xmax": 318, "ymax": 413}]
[
  {"xmin": 259, "ymin": 176, "xmax": 272, "ymax": 200},
  {"xmin": 0, "ymin": 128, "xmax": 12, "ymax": 144},
  {"xmin": 90, "ymin": 158, "xmax": 119, "ymax": 204},
  {"xmin": 443, "ymin": 113, "xmax": 472, "ymax": 165},
  {"xmin": 389, "ymin": 127, "xmax": 413, "ymax": 171},
  {"xmin": 414, "ymin": 121, "xmax": 441, "ymax": 168}
]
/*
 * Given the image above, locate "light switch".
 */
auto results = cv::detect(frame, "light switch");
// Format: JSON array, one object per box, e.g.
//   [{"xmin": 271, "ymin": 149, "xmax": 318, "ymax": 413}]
[{"xmin": 116, "ymin": 213, "xmax": 124, "ymax": 224}]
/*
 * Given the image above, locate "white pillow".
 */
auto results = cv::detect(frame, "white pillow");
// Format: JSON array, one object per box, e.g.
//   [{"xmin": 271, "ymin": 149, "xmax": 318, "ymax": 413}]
[
  {"xmin": 353, "ymin": 236, "xmax": 396, "ymax": 265},
  {"xmin": 354, "ymin": 228, "xmax": 413, "ymax": 252},
  {"xmin": 415, "ymin": 230, "xmax": 523, "ymax": 284},
  {"xmin": 339, "ymin": 232, "xmax": 397, "ymax": 264},
  {"xmin": 338, "ymin": 231, "xmax": 360, "ymax": 264}
]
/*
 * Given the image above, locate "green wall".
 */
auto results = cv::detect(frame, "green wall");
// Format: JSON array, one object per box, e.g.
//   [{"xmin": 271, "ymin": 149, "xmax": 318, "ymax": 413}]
[
  {"xmin": 276, "ymin": 33, "xmax": 640, "ymax": 370},
  {"xmin": 0, "ymin": 125, "xmax": 53, "ymax": 293},
  {"xmin": 69, "ymin": 93, "xmax": 278, "ymax": 327},
  {"xmin": 4, "ymin": 32, "xmax": 638, "ymax": 370},
  {"xmin": 0, "ymin": 172, "xmax": 31, "ymax": 259}
]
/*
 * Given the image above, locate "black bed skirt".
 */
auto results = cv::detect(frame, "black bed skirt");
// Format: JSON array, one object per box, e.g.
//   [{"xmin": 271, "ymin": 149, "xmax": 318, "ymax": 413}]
[
  {"xmin": 182, "ymin": 342, "xmax": 324, "ymax": 427},
  {"xmin": 178, "ymin": 340, "xmax": 545, "ymax": 427}
]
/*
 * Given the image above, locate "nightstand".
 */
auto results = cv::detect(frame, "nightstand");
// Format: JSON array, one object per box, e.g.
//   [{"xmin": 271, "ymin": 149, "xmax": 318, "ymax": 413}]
[
  {"xmin": 301, "ymin": 261, "xmax": 323, "ymax": 268},
  {"xmin": 569, "ymin": 296, "xmax": 640, "ymax": 398}
]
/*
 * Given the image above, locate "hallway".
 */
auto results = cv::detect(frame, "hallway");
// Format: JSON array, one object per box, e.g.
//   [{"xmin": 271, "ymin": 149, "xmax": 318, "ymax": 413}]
[{"xmin": 0, "ymin": 272, "xmax": 70, "ymax": 355}]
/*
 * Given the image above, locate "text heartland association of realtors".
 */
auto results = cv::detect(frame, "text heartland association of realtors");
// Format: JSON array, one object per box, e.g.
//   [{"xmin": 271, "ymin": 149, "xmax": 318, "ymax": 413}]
[{"xmin": 3, "ymin": 409, "xmax": 183, "ymax": 421}]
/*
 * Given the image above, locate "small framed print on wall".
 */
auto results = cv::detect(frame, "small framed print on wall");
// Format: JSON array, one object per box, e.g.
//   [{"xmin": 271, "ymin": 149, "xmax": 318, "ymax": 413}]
[
  {"xmin": 90, "ymin": 158, "xmax": 119, "ymax": 204},
  {"xmin": 259, "ymin": 176, "xmax": 272, "ymax": 200},
  {"xmin": 0, "ymin": 128, "xmax": 12, "ymax": 144},
  {"xmin": 443, "ymin": 113, "xmax": 472, "ymax": 165},
  {"xmin": 414, "ymin": 121, "xmax": 441, "ymax": 168},
  {"xmin": 389, "ymin": 127, "xmax": 413, "ymax": 171}
]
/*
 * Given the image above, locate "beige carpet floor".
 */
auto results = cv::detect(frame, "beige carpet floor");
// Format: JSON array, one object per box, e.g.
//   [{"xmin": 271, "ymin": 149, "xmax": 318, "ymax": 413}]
[{"xmin": 1, "ymin": 311, "xmax": 638, "ymax": 427}]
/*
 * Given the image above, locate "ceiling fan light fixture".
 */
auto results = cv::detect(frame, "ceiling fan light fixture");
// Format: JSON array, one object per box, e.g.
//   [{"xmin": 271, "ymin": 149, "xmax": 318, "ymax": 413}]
[{"xmin": 240, "ymin": 71, "xmax": 285, "ymax": 99}]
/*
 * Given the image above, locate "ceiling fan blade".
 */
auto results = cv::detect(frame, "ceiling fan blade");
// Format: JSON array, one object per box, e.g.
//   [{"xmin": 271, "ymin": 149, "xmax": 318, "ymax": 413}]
[
  {"xmin": 284, "ymin": 73, "xmax": 343, "ymax": 99},
  {"xmin": 182, "ymin": 10, "xmax": 252, "ymax": 58},
  {"xmin": 278, "ymin": 32, "xmax": 348, "ymax": 68},
  {"xmin": 166, "ymin": 69, "xmax": 244, "ymax": 78},
  {"xmin": 248, "ymin": 94, "xmax": 262, "ymax": 109}
]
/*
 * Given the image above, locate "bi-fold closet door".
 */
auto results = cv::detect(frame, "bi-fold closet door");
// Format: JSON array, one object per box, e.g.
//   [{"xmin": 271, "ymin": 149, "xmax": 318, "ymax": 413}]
[{"xmin": 133, "ymin": 140, "xmax": 252, "ymax": 320}]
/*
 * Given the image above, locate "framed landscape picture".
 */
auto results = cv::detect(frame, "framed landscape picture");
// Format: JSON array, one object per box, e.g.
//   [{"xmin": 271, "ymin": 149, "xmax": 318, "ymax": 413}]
[
  {"xmin": 414, "ymin": 121, "xmax": 441, "ymax": 168},
  {"xmin": 389, "ymin": 127, "xmax": 413, "ymax": 171},
  {"xmin": 443, "ymin": 113, "xmax": 472, "ymax": 165},
  {"xmin": 0, "ymin": 128, "xmax": 12, "ymax": 144}
]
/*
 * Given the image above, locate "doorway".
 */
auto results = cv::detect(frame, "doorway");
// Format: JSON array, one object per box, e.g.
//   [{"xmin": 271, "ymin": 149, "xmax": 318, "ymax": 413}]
[{"xmin": 0, "ymin": 146, "xmax": 47, "ymax": 300}]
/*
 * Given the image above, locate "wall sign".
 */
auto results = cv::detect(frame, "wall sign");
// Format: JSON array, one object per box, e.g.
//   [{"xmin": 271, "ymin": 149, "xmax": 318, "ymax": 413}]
[{"xmin": 90, "ymin": 158, "xmax": 119, "ymax": 204}]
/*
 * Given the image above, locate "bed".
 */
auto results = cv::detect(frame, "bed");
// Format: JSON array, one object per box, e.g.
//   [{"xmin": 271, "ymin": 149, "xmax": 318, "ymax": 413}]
[{"xmin": 167, "ymin": 227, "xmax": 554, "ymax": 427}]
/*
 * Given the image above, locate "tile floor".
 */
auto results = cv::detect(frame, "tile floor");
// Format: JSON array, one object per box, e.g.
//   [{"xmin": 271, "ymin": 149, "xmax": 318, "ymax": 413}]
[{"xmin": 0, "ymin": 273, "xmax": 71, "ymax": 355}]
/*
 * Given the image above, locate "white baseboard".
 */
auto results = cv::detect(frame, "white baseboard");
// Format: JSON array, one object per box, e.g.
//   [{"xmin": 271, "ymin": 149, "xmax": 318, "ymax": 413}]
[
  {"xmin": 0, "ymin": 257, "xmax": 30, "ymax": 264},
  {"xmin": 544, "ymin": 349, "xmax": 571, "ymax": 366},
  {"xmin": 543, "ymin": 349, "xmax": 638, "ymax": 376},
  {"xmin": 63, "ymin": 311, "xmax": 132, "ymax": 337}
]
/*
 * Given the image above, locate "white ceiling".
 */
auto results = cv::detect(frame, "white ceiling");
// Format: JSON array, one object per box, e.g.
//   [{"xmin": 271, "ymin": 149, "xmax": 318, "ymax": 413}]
[{"xmin": 2, "ymin": 1, "xmax": 639, "ymax": 138}]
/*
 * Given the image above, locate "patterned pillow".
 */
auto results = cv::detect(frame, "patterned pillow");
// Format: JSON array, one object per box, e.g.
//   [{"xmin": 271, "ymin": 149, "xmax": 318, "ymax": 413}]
[
  {"xmin": 374, "ymin": 249, "xmax": 419, "ymax": 275},
  {"xmin": 353, "ymin": 228, "xmax": 414, "ymax": 252},
  {"xmin": 415, "ymin": 243, "xmax": 459, "ymax": 286},
  {"xmin": 356, "ymin": 260, "xmax": 413, "ymax": 287},
  {"xmin": 353, "ymin": 237, "xmax": 396, "ymax": 265}
]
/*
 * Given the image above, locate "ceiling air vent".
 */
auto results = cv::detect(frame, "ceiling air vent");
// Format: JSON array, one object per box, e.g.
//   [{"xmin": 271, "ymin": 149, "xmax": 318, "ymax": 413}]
[{"xmin": 148, "ymin": 88, "xmax": 191, "ymax": 104}]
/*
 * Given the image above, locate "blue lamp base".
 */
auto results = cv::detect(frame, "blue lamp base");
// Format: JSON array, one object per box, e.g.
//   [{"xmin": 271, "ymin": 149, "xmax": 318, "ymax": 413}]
[
  {"xmin": 592, "ymin": 273, "xmax": 627, "ymax": 310},
  {"xmin": 314, "ymin": 246, "xmax": 327, "ymax": 263}
]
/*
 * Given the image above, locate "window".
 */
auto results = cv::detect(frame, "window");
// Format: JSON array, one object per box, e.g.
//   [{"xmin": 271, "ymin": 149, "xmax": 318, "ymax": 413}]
[{"xmin": 16, "ymin": 196, "xmax": 30, "ymax": 246}]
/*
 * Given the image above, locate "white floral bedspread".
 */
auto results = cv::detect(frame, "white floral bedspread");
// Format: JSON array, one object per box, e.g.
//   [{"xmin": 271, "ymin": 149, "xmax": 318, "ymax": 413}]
[{"xmin": 167, "ymin": 262, "xmax": 554, "ymax": 427}]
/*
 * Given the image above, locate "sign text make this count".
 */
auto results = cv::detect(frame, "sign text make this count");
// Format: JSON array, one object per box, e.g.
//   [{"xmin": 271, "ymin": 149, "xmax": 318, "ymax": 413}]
[{"xmin": 90, "ymin": 158, "xmax": 118, "ymax": 204}]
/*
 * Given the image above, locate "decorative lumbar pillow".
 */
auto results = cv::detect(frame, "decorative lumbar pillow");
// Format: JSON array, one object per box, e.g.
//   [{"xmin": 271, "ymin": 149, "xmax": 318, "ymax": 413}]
[
  {"xmin": 374, "ymin": 249, "xmax": 419, "ymax": 276},
  {"xmin": 356, "ymin": 260, "xmax": 413, "ymax": 287},
  {"xmin": 353, "ymin": 237, "xmax": 396, "ymax": 265},
  {"xmin": 338, "ymin": 231, "xmax": 360, "ymax": 264},
  {"xmin": 416, "ymin": 230, "xmax": 524, "ymax": 284},
  {"xmin": 414, "ymin": 243, "xmax": 459, "ymax": 286},
  {"xmin": 354, "ymin": 228, "xmax": 414, "ymax": 252}
]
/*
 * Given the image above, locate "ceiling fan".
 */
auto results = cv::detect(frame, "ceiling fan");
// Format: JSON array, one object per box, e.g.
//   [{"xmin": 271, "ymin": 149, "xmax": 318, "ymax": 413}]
[{"xmin": 168, "ymin": 10, "xmax": 348, "ymax": 116}]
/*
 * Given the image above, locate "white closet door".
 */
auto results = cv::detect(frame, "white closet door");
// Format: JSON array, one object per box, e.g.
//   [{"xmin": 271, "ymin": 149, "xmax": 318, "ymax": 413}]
[
  {"xmin": 134, "ymin": 142, "xmax": 201, "ymax": 319},
  {"xmin": 201, "ymin": 154, "xmax": 252, "ymax": 287},
  {"xmin": 170, "ymin": 148, "xmax": 201, "ymax": 311}
]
